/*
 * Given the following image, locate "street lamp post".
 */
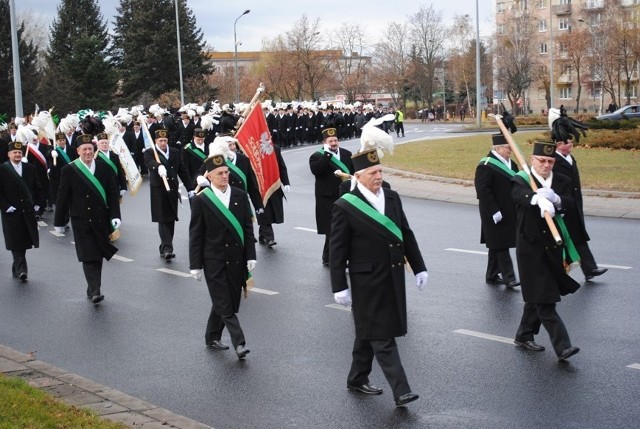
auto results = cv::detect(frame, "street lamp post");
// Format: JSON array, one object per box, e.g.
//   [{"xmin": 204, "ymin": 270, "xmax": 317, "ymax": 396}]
[
  {"xmin": 9, "ymin": 0, "xmax": 23, "ymax": 117},
  {"xmin": 234, "ymin": 9, "xmax": 250, "ymax": 103},
  {"xmin": 578, "ymin": 18, "xmax": 604, "ymax": 114},
  {"xmin": 174, "ymin": 0, "xmax": 184, "ymax": 105},
  {"xmin": 475, "ymin": 0, "xmax": 481, "ymax": 127}
]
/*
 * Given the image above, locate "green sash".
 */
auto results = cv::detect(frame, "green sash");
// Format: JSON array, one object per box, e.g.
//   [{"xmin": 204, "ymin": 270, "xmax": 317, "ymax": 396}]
[
  {"xmin": 97, "ymin": 151, "xmax": 118, "ymax": 175},
  {"xmin": 1, "ymin": 163, "xmax": 33, "ymax": 206},
  {"xmin": 185, "ymin": 143, "xmax": 206, "ymax": 161},
  {"xmin": 317, "ymin": 149, "xmax": 350, "ymax": 174},
  {"xmin": 71, "ymin": 159, "xmax": 108, "ymax": 208},
  {"xmin": 201, "ymin": 188, "xmax": 244, "ymax": 246},
  {"xmin": 56, "ymin": 146, "xmax": 71, "ymax": 164},
  {"xmin": 479, "ymin": 157, "xmax": 516, "ymax": 180},
  {"xmin": 514, "ymin": 172, "xmax": 580, "ymax": 264},
  {"xmin": 339, "ymin": 193, "xmax": 403, "ymax": 242},
  {"xmin": 226, "ymin": 160, "xmax": 248, "ymax": 191}
]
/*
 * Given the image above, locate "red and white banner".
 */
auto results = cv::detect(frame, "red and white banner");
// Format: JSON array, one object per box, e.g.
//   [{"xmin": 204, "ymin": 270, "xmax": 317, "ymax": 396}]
[{"xmin": 235, "ymin": 104, "xmax": 281, "ymax": 206}]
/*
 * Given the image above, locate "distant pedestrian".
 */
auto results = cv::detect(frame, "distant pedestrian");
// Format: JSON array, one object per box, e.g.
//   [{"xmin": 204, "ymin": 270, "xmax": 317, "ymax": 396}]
[{"xmin": 394, "ymin": 107, "xmax": 405, "ymax": 137}]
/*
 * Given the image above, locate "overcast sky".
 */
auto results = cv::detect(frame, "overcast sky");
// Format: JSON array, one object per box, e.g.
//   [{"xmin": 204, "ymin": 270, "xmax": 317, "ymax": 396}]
[{"xmin": 18, "ymin": 0, "xmax": 494, "ymax": 52}]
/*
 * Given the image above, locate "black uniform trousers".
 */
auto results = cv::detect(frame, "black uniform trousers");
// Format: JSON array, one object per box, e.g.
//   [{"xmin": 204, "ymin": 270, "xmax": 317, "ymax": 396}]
[
  {"xmin": 575, "ymin": 241, "xmax": 597, "ymax": 275},
  {"xmin": 82, "ymin": 260, "xmax": 103, "ymax": 298},
  {"xmin": 348, "ymin": 338, "xmax": 411, "ymax": 399},
  {"xmin": 11, "ymin": 250, "xmax": 27, "ymax": 277},
  {"xmin": 258, "ymin": 224, "xmax": 275, "ymax": 243},
  {"xmin": 486, "ymin": 248, "xmax": 516, "ymax": 283},
  {"xmin": 515, "ymin": 302, "xmax": 571, "ymax": 356},
  {"xmin": 158, "ymin": 222, "xmax": 175, "ymax": 255},
  {"xmin": 322, "ymin": 234, "xmax": 331, "ymax": 264}
]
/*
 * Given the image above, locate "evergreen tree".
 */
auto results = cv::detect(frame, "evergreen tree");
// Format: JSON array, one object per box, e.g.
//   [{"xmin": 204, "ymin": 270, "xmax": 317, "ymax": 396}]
[
  {"xmin": 39, "ymin": 0, "xmax": 116, "ymax": 113},
  {"xmin": 111, "ymin": 0, "xmax": 212, "ymax": 104},
  {"xmin": 0, "ymin": 0, "xmax": 41, "ymax": 117}
]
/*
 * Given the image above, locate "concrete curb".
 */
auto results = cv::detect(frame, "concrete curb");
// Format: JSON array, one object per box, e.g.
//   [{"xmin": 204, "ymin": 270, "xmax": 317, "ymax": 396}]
[{"xmin": 0, "ymin": 344, "xmax": 213, "ymax": 429}]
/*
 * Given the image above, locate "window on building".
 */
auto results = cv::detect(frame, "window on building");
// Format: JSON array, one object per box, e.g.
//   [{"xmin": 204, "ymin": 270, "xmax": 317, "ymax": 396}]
[
  {"xmin": 559, "ymin": 18, "xmax": 569, "ymax": 30},
  {"xmin": 560, "ymin": 87, "xmax": 572, "ymax": 99},
  {"xmin": 627, "ymin": 84, "xmax": 638, "ymax": 98},
  {"xmin": 539, "ymin": 19, "xmax": 547, "ymax": 31},
  {"xmin": 497, "ymin": 2, "xmax": 506, "ymax": 13},
  {"xmin": 538, "ymin": 0, "xmax": 547, "ymax": 8},
  {"xmin": 560, "ymin": 0, "xmax": 571, "ymax": 4},
  {"xmin": 590, "ymin": 14, "xmax": 602, "ymax": 26},
  {"xmin": 539, "ymin": 65, "xmax": 548, "ymax": 74},
  {"xmin": 559, "ymin": 42, "xmax": 568, "ymax": 53},
  {"xmin": 587, "ymin": 0, "xmax": 603, "ymax": 7},
  {"xmin": 497, "ymin": 24, "xmax": 505, "ymax": 34},
  {"xmin": 540, "ymin": 43, "xmax": 548, "ymax": 54}
]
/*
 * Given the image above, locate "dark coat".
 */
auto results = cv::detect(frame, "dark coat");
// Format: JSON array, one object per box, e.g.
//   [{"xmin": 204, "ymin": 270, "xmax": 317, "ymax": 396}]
[
  {"xmin": 259, "ymin": 145, "xmax": 289, "ymax": 225},
  {"xmin": 182, "ymin": 142, "xmax": 208, "ymax": 180},
  {"xmin": 119, "ymin": 130, "xmax": 138, "ymax": 154},
  {"xmin": 309, "ymin": 147, "xmax": 354, "ymax": 234},
  {"xmin": 330, "ymin": 187, "xmax": 426, "ymax": 339},
  {"xmin": 54, "ymin": 161, "xmax": 121, "ymax": 262},
  {"xmin": 47, "ymin": 145, "xmax": 77, "ymax": 203},
  {"xmin": 96, "ymin": 151, "xmax": 127, "ymax": 192},
  {"xmin": 553, "ymin": 153, "xmax": 589, "ymax": 243},
  {"xmin": 189, "ymin": 186, "xmax": 256, "ymax": 315},
  {"xmin": 474, "ymin": 152, "xmax": 519, "ymax": 249},
  {"xmin": 144, "ymin": 146, "xmax": 194, "ymax": 222},
  {"xmin": 174, "ymin": 119, "xmax": 195, "ymax": 147},
  {"xmin": 0, "ymin": 162, "xmax": 43, "ymax": 251},
  {"xmin": 511, "ymin": 172, "xmax": 581, "ymax": 303},
  {"xmin": 27, "ymin": 143, "xmax": 50, "ymax": 199}
]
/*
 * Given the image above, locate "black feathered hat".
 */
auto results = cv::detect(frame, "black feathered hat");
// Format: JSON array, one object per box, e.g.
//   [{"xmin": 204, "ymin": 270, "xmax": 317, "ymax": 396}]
[{"xmin": 548, "ymin": 105, "xmax": 588, "ymax": 143}]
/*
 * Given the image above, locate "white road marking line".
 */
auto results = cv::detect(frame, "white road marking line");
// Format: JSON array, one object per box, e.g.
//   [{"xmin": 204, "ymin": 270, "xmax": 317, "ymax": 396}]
[
  {"xmin": 156, "ymin": 268, "xmax": 192, "ymax": 278},
  {"xmin": 249, "ymin": 287, "xmax": 279, "ymax": 295},
  {"xmin": 453, "ymin": 329, "xmax": 515, "ymax": 345},
  {"xmin": 326, "ymin": 303, "xmax": 352, "ymax": 312},
  {"xmin": 50, "ymin": 231, "xmax": 65, "ymax": 237},
  {"xmin": 599, "ymin": 264, "xmax": 632, "ymax": 270},
  {"xmin": 446, "ymin": 248, "xmax": 488, "ymax": 255},
  {"xmin": 38, "ymin": 221, "xmax": 48, "ymax": 227},
  {"xmin": 627, "ymin": 363, "xmax": 640, "ymax": 370},
  {"xmin": 111, "ymin": 255, "xmax": 133, "ymax": 262},
  {"xmin": 295, "ymin": 227, "xmax": 317, "ymax": 233}
]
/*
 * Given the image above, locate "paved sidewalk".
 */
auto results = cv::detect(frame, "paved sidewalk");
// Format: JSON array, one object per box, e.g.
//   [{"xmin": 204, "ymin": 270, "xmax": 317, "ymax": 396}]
[
  {"xmin": 1, "ymin": 170, "xmax": 638, "ymax": 429},
  {"xmin": 0, "ymin": 344, "xmax": 212, "ymax": 429},
  {"xmin": 384, "ymin": 168, "xmax": 640, "ymax": 220}
]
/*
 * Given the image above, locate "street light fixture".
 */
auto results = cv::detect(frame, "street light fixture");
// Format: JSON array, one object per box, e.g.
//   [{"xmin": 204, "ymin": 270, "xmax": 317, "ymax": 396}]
[
  {"xmin": 174, "ymin": 0, "xmax": 184, "ymax": 105},
  {"xmin": 234, "ymin": 9, "xmax": 250, "ymax": 103},
  {"xmin": 475, "ymin": 0, "xmax": 481, "ymax": 127},
  {"xmin": 577, "ymin": 18, "xmax": 604, "ymax": 114}
]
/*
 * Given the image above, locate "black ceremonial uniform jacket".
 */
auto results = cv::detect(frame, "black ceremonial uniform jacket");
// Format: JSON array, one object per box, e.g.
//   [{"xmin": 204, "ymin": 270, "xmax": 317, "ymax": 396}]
[
  {"xmin": 47, "ymin": 144, "xmax": 78, "ymax": 203},
  {"xmin": 553, "ymin": 153, "xmax": 589, "ymax": 243},
  {"xmin": 330, "ymin": 187, "xmax": 426, "ymax": 339}
]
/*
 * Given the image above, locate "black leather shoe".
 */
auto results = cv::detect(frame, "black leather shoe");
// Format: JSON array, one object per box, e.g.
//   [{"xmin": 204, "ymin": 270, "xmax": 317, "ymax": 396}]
[
  {"xmin": 267, "ymin": 240, "xmax": 277, "ymax": 248},
  {"xmin": 236, "ymin": 345, "xmax": 250, "ymax": 359},
  {"xmin": 207, "ymin": 340, "xmax": 230, "ymax": 350},
  {"xmin": 585, "ymin": 268, "xmax": 607, "ymax": 281},
  {"xmin": 395, "ymin": 392, "xmax": 419, "ymax": 407},
  {"xmin": 558, "ymin": 346, "xmax": 580, "ymax": 361},
  {"xmin": 91, "ymin": 295, "xmax": 104, "ymax": 304},
  {"xmin": 505, "ymin": 280, "xmax": 520, "ymax": 288},
  {"xmin": 258, "ymin": 237, "xmax": 266, "ymax": 245},
  {"xmin": 347, "ymin": 383, "xmax": 383, "ymax": 395},
  {"xmin": 322, "ymin": 260, "xmax": 329, "ymax": 266},
  {"xmin": 486, "ymin": 277, "xmax": 505, "ymax": 285},
  {"xmin": 18, "ymin": 272, "xmax": 28, "ymax": 282},
  {"xmin": 514, "ymin": 340, "xmax": 545, "ymax": 351}
]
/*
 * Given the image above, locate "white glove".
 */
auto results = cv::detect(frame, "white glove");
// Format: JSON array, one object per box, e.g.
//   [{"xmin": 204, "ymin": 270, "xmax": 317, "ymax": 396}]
[
  {"xmin": 283, "ymin": 185, "xmax": 290, "ymax": 193},
  {"xmin": 334, "ymin": 289, "xmax": 352, "ymax": 307},
  {"xmin": 33, "ymin": 205, "xmax": 40, "ymax": 213},
  {"xmin": 157, "ymin": 165, "xmax": 167, "ymax": 177},
  {"xmin": 21, "ymin": 157, "xmax": 28, "ymax": 163},
  {"xmin": 255, "ymin": 208, "xmax": 264, "ymax": 215},
  {"xmin": 188, "ymin": 190, "xmax": 195, "ymax": 199},
  {"xmin": 6, "ymin": 206, "xmax": 16, "ymax": 213},
  {"xmin": 119, "ymin": 189, "xmax": 126, "ymax": 196},
  {"xmin": 54, "ymin": 226, "xmax": 65, "ymax": 234},
  {"xmin": 536, "ymin": 196, "xmax": 555, "ymax": 218},
  {"xmin": 247, "ymin": 260, "xmax": 257, "ymax": 271},
  {"xmin": 190, "ymin": 269, "xmax": 202, "ymax": 281},
  {"xmin": 415, "ymin": 271, "xmax": 429, "ymax": 291},
  {"xmin": 111, "ymin": 218, "xmax": 122, "ymax": 229},
  {"xmin": 536, "ymin": 187, "xmax": 560, "ymax": 205},
  {"xmin": 196, "ymin": 175, "xmax": 210, "ymax": 188},
  {"xmin": 51, "ymin": 151, "xmax": 58, "ymax": 159},
  {"xmin": 492, "ymin": 211, "xmax": 503, "ymax": 224}
]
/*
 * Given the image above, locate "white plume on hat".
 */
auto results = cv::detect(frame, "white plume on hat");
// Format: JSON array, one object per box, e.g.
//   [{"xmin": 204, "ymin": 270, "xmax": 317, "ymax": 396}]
[
  {"xmin": 359, "ymin": 119, "xmax": 394, "ymax": 159},
  {"xmin": 200, "ymin": 113, "xmax": 217, "ymax": 130},
  {"xmin": 31, "ymin": 110, "xmax": 56, "ymax": 141},
  {"xmin": 57, "ymin": 113, "xmax": 79, "ymax": 133},
  {"xmin": 102, "ymin": 113, "xmax": 119, "ymax": 137},
  {"xmin": 208, "ymin": 136, "xmax": 235, "ymax": 159},
  {"xmin": 16, "ymin": 124, "xmax": 38, "ymax": 144},
  {"xmin": 548, "ymin": 107, "xmax": 561, "ymax": 130}
]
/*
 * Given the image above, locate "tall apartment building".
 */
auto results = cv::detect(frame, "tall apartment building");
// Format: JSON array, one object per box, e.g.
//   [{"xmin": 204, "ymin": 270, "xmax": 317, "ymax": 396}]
[{"xmin": 495, "ymin": 0, "xmax": 639, "ymax": 115}]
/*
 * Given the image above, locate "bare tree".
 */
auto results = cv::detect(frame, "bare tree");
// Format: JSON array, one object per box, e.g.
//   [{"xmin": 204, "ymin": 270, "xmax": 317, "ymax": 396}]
[
  {"xmin": 18, "ymin": 10, "xmax": 48, "ymax": 68},
  {"xmin": 285, "ymin": 15, "xmax": 329, "ymax": 100},
  {"xmin": 556, "ymin": 28, "xmax": 590, "ymax": 113},
  {"xmin": 371, "ymin": 21, "xmax": 412, "ymax": 106},
  {"xmin": 329, "ymin": 23, "xmax": 371, "ymax": 103},
  {"xmin": 449, "ymin": 14, "xmax": 475, "ymax": 112}
]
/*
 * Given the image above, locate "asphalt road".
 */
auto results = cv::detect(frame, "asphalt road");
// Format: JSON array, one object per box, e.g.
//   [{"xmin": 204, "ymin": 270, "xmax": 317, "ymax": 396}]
[{"xmin": 1, "ymin": 124, "xmax": 639, "ymax": 428}]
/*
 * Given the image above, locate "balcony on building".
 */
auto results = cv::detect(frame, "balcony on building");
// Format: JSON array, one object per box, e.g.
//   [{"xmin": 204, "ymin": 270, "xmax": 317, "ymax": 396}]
[
  {"xmin": 558, "ymin": 73, "xmax": 573, "ymax": 84},
  {"xmin": 552, "ymin": 4, "xmax": 572, "ymax": 15}
]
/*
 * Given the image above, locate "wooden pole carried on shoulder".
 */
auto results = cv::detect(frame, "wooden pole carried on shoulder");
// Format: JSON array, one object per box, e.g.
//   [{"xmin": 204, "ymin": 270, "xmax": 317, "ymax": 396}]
[{"xmin": 491, "ymin": 114, "xmax": 563, "ymax": 245}]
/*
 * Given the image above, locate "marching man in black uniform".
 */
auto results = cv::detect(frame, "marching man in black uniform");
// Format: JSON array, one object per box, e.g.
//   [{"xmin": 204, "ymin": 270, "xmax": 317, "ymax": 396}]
[
  {"xmin": 0, "ymin": 141, "xmax": 44, "ymax": 282},
  {"xmin": 474, "ymin": 133, "xmax": 520, "ymax": 288},
  {"xmin": 54, "ymin": 135, "xmax": 121, "ymax": 304},
  {"xmin": 96, "ymin": 133, "xmax": 127, "ymax": 200},
  {"xmin": 309, "ymin": 128, "xmax": 354, "ymax": 265},
  {"xmin": 511, "ymin": 141, "xmax": 581, "ymax": 361},
  {"xmin": 330, "ymin": 147, "xmax": 427, "ymax": 407},
  {"xmin": 189, "ymin": 150, "xmax": 256, "ymax": 359},
  {"xmin": 144, "ymin": 129, "xmax": 195, "ymax": 261}
]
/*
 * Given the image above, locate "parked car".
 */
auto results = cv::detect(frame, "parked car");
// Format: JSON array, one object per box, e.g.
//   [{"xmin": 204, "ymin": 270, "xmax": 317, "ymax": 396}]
[{"xmin": 596, "ymin": 105, "xmax": 640, "ymax": 120}]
